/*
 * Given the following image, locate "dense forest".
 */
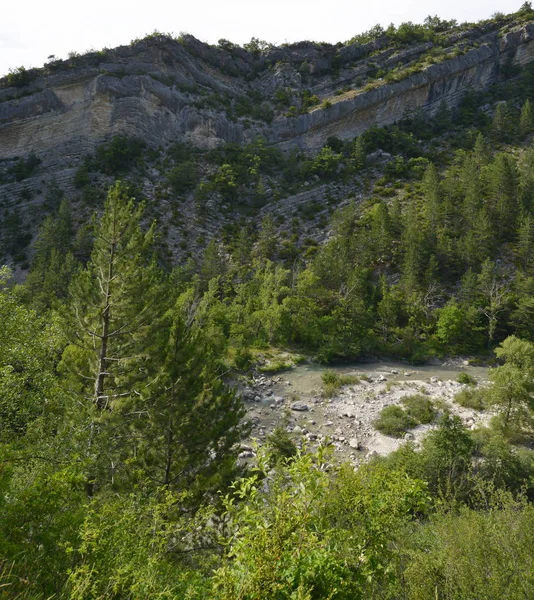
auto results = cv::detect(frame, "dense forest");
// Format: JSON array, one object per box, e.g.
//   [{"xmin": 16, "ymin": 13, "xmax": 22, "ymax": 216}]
[{"xmin": 3, "ymin": 5, "xmax": 534, "ymax": 599}]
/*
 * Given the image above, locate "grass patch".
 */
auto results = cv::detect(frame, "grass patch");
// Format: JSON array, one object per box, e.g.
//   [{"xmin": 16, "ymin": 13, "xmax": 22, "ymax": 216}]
[
  {"xmin": 457, "ymin": 372, "xmax": 478, "ymax": 386},
  {"xmin": 258, "ymin": 361, "xmax": 294, "ymax": 373},
  {"xmin": 401, "ymin": 394, "xmax": 435, "ymax": 424},
  {"xmin": 374, "ymin": 405, "xmax": 417, "ymax": 437},
  {"xmin": 454, "ymin": 388, "xmax": 487, "ymax": 410},
  {"xmin": 321, "ymin": 371, "xmax": 360, "ymax": 398}
]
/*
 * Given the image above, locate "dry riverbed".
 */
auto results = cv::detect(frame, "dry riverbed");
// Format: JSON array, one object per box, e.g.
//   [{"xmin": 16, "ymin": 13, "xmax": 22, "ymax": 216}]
[{"xmin": 238, "ymin": 362, "xmax": 491, "ymax": 464}]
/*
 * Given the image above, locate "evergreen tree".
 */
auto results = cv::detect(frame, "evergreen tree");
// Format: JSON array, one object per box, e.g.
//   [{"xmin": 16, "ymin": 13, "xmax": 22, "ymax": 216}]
[
  {"xmin": 519, "ymin": 99, "xmax": 534, "ymax": 138},
  {"xmin": 25, "ymin": 198, "xmax": 78, "ymax": 310},
  {"xmin": 351, "ymin": 136, "xmax": 367, "ymax": 171},
  {"xmin": 131, "ymin": 303, "xmax": 246, "ymax": 495},
  {"xmin": 200, "ymin": 239, "xmax": 226, "ymax": 291},
  {"xmin": 254, "ymin": 214, "xmax": 278, "ymax": 262},
  {"xmin": 61, "ymin": 182, "xmax": 164, "ymax": 493},
  {"xmin": 422, "ymin": 163, "xmax": 442, "ymax": 235},
  {"xmin": 487, "ymin": 153, "xmax": 519, "ymax": 241},
  {"xmin": 492, "ymin": 101, "xmax": 513, "ymax": 141}
]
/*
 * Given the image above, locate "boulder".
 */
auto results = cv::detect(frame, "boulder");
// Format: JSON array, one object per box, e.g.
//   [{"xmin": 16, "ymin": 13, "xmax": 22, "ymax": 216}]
[{"xmin": 348, "ymin": 438, "xmax": 361, "ymax": 450}]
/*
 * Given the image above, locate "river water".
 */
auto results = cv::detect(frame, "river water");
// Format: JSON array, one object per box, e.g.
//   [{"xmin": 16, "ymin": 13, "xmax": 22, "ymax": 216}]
[{"xmin": 274, "ymin": 360, "xmax": 489, "ymax": 398}]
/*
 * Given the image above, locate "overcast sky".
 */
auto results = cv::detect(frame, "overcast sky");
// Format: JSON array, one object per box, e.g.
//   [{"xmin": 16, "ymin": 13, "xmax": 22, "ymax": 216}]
[{"xmin": 0, "ymin": 0, "xmax": 523, "ymax": 77}]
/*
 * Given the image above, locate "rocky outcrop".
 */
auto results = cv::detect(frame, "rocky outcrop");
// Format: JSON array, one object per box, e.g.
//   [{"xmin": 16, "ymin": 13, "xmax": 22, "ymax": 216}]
[{"xmin": 1, "ymin": 21, "xmax": 534, "ymax": 165}]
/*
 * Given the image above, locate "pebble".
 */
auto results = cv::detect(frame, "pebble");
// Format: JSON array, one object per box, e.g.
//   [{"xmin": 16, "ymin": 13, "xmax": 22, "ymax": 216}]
[{"xmin": 291, "ymin": 401, "xmax": 309, "ymax": 412}]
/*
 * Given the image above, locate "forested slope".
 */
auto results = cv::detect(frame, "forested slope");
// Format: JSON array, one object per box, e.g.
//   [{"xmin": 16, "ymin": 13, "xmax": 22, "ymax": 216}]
[{"xmin": 3, "ymin": 4, "xmax": 534, "ymax": 599}]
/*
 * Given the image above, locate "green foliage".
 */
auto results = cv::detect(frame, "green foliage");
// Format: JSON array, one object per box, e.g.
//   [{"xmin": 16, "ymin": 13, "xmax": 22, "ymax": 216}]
[
  {"xmin": 213, "ymin": 449, "xmax": 429, "ymax": 599},
  {"xmin": 5, "ymin": 65, "xmax": 34, "ymax": 87},
  {"xmin": 454, "ymin": 387, "xmax": 487, "ymax": 410},
  {"xmin": 67, "ymin": 491, "xmax": 212, "ymax": 599},
  {"xmin": 321, "ymin": 370, "xmax": 360, "ymax": 397},
  {"xmin": 265, "ymin": 426, "xmax": 298, "ymax": 462},
  {"xmin": 456, "ymin": 371, "xmax": 477, "ymax": 385},
  {"xmin": 374, "ymin": 405, "xmax": 417, "ymax": 437},
  {"xmin": 92, "ymin": 136, "xmax": 146, "ymax": 175},
  {"xmin": 401, "ymin": 394, "xmax": 435, "ymax": 424},
  {"xmin": 8, "ymin": 152, "xmax": 41, "ymax": 181},
  {"xmin": 404, "ymin": 494, "xmax": 534, "ymax": 600},
  {"xmin": 487, "ymin": 336, "xmax": 534, "ymax": 433},
  {"xmin": 166, "ymin": 160, "xmax": 200, "ymax": 194},
  {"xmin": 0, "ymin": 268, "xmax": 64, "ymax": 441}
]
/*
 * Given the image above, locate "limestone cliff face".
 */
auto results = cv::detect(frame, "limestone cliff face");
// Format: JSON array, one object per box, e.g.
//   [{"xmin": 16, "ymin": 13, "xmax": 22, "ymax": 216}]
[
  {"xmin": 268, "ymin": 24, "xmax": 534, "ymax": 149},
  {"xmin": 1, "ymin": 20, "xmax": 534, "ymax": 166}
]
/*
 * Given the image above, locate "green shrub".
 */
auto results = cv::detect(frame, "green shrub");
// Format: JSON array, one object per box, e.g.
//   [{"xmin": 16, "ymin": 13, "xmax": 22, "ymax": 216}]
[
  {"xmin": 93, "ymin": 136, "xmax": 145, "ymax": 175},
  {"xmin": 454, "ymin": 388, "xmax": 487, "ymax": 410},
  {"xmin": 265, "ymin": 426, "xmax": 298, "ymax": 462},
  {"xmin": 258, "ymin": 360, "xmax": 293, "ymax": 373},
  {"xmin": 374, "ymin": 405, "xmax": 417, "ymax": 437},
  {"xmin": 457, "ymin": 371, "xmax": 477, "ymax": 385},
  {"xmin": 401, "ymin": 394, "xmax": 435, "ymax": 424},
  {"xmin": 8, "ymin": 153, "xmax": 41, "ymax": 181},
  {"xmin": 166, "ymin": 161, "xmax": 199, "ymax": 194},
  {"xmin": 5, "ymin": 66, "xmax": 34, "ymax": 87}
]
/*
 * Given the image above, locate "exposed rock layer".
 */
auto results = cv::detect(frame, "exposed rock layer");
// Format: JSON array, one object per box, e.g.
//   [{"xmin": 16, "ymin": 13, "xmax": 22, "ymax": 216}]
[{"xmin": 1, "ymin": 22, "xmax": 534, "ymax": 162}]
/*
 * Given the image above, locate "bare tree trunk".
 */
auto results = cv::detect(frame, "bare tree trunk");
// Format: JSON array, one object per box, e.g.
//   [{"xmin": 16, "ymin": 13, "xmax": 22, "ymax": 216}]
[{"xmin": 95, "ymin": 241, "xmax": 115, "ymax": 410}]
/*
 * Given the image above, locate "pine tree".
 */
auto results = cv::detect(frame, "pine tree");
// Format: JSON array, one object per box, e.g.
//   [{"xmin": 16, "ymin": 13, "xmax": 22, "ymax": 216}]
[
  {"xmin": 519, "ymin": 99, "xmax": 534, "ymax": 138},
  {"xmin": 472, "ymin": 132, "xmax": 491, "ymax": 167},
  {"xmin": 254, "ymin": 215, "xmax": 277, "ymax": 262},
  {"xmin": 351, "ymin": 136, "xmax": 367, "ymax": 171},
  {"xmin": 61, "ymin": 182, "xmax": 164, "ymax": 493},
  {"xmin": 25, "ymin": 198, "xmax": 77, "ymax": 310},
  {"xmin": 422, "ymin": 163, "xmax": 442, "ymax": 235},
  {"xmin": 131, "ymin": 304, "xmax": 246, "ymax": 494},
  {"xmin": 492, "ymin": 101, "xmax": 513, "ymax": 141},
  {"xmin": 200, "ymin": 239, "xmax": 226, "ymax": 291},
  {"xmin": 517, "ymin": 212, "xmax": 534, "ymax": 271},
  {"xmin": 487, "ymin": 153, "xmax": 519, "ymax": 241}
]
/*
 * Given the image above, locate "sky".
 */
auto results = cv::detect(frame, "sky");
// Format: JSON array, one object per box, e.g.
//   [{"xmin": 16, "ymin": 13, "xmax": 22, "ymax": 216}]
[{"xmin": 0, "ymin": 0, "xmax": 524, "ymax": 77}]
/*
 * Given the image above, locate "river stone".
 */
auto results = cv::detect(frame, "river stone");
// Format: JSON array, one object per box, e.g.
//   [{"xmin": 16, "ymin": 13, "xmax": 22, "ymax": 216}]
[
  {"xmin": 291, "ymin": 401, "xmax": 309, "ymax": 412},
  {"xmin": 348, "ymin": 438, "xmax": 361, "ymax": 450}
]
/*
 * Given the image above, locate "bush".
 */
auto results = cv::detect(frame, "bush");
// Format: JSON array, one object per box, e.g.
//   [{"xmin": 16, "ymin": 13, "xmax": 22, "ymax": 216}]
[
  {"xmin": 93, "ymin": 136, "xmax": 146, "ymax": 175},
  {"xmin": 401, "ymin": 394, "xmax": 435, "ymax": 424},
  {"xmin": 258, "ymin": 360, "xmax": 293, "ymax": 373},
  {"xmin": 265, "ymin": 426, "xmax": 298, "ymax": 462},
  {"xmin": 457, "ymin": 371, "xmax": 477, "ymax": 385},
  {"xmin": 374, "ymin": 405, "xmax": 417, "ymax": 437},
  {"xmin": 166, "ymin": 161, "xmax": 199, "ymax": 194},
  {"xmin": 8, "ymin": 153, "xmax": 41, "ymax": 181},
  {"xmin": 454, "ymin": 388, "xmax": 486, "ymax": 410}
]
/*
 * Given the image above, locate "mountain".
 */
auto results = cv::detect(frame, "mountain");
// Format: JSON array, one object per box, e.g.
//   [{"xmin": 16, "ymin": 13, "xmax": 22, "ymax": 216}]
[{"xmin": 1, "ymin": 8, "xmax": 534, "ymax": 272}]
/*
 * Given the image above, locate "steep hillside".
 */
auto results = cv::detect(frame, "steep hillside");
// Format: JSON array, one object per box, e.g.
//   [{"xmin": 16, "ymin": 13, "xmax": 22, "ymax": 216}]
[{"xmin": 2, "ymin": 7, "xmax": 534, "ymax": 274}]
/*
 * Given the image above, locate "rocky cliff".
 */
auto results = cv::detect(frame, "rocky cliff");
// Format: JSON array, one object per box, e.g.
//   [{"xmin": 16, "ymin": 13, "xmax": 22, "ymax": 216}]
[
  {"xmin": 1, "ymin": 18, "xmax": 534, "ymax": 164},
  {"xmin": 2, "ymin": 14, "xmax": 534, "ymax": 273}
]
